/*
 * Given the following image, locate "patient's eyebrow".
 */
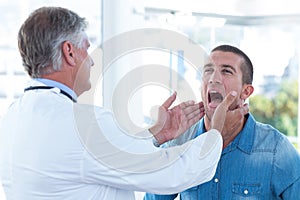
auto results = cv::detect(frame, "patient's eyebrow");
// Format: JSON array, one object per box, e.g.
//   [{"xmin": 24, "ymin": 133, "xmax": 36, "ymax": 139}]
[
  {"xmin": 203, "ymin": 63, "xmax": 213, "ymax": 68},
  {"xmin": 221, "ymin": 64, "xmax": 237, "ymax": 73}
]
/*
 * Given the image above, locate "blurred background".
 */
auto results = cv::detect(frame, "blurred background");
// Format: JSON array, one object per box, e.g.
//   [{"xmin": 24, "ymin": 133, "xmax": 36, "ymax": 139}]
[{"xmin": 1, "ymin": 0, "xmax": 300, "ymax": 199}]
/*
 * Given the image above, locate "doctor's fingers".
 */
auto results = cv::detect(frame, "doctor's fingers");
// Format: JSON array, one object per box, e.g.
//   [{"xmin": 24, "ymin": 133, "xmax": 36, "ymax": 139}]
[
  {"xmin": 225, "ymin": 104, "xmax": 248, "ymax": 129},
  {"xmin": 161, "ymin": 92, "xmax": 177, "ymax": 109},
  {"xmin": 223, "ymin": 108, "xmax": 245, "ymax": 138},
  {"xmin": 179, "ymin": 101, "xmax": 203, "ymax": 110},
  {"xmin": 180, "ymin": 101, "xmax": 204, "ymax": 115},
  {"xmin": 240, "ymin": 103, "xmax": 249, "ymax": 115},
  {"xmin": 183, "ymin": 102, "xmax": 205, "ymax": 121}
]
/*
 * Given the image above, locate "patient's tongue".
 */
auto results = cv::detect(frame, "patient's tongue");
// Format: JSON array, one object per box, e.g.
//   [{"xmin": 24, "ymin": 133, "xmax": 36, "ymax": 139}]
[
  {"xmin": 209, "ymin": 92, "xmax": 223, "ymax": 108},
  {"xmin": 209, "ymin": 99, "xmax": 222, "ymax": 108}
]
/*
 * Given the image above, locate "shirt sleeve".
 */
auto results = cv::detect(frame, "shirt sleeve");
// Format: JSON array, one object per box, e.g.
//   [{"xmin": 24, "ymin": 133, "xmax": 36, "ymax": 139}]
[
  {"xmin": 271, "ymin": 134, "xmax": 300, "ymax": 198},
  {"xmin": 74, "ymin": 105, "xmax": 223, "ymax": 194},
  {"xmin": 281, "ymin": 178, "xmax": 300, "ymax": 199},
  {"xmin": 165, "ymin": 122, "xmax": 199, "ymax": 146},
  {"xmin": 144, "ymin": 124, "xmax": 200, "ymax": 198}
]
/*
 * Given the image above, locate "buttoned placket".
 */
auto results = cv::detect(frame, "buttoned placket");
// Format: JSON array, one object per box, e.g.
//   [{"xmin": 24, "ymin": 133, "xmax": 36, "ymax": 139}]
[
  {"xmin": 210, "ymin": 161, "xmax": 221, "ymax": 199},
  {"xmin": 209, "ymin": 142, "xmax": 236, "ymax": 200}
]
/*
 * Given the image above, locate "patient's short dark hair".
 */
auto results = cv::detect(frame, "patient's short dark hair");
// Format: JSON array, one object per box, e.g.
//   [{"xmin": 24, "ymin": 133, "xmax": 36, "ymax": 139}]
[{"xmin": 212, "ymin": 45, "xmax": 253, "ymax": 84}]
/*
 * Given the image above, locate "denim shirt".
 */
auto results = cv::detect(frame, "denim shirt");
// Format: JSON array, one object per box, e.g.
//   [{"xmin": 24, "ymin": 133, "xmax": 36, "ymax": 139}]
[{"xmin": 144, "ymin": 113, "xmax": 300, "ymax": 200}]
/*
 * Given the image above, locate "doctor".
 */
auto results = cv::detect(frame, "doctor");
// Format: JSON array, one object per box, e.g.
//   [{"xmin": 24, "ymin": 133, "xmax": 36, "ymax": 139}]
[{"xmin": 0, "ymin": 6, "xmax": 247, "ymax": 200}]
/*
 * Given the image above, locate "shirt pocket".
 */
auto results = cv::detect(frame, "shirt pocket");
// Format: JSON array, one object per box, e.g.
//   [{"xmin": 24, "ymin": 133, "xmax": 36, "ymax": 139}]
[{"xmin": 231, "ymin": 183, "xmax": 261, "ymax": 200}]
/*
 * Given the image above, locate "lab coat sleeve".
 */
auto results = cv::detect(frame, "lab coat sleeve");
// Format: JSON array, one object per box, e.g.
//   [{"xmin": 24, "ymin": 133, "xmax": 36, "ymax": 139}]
[{"xmin": 74, "ymin": 105, "xmax": 222, "ymax": 194}]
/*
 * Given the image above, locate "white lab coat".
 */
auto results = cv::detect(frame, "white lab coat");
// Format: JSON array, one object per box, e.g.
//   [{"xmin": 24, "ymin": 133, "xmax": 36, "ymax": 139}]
[{"xmin": 0, "ymin": 80, "xmax": 222, "ymax": 200}]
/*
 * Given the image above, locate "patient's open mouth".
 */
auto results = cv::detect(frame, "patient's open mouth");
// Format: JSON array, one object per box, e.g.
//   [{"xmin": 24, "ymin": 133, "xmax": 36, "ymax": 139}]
[{"xmin": 208, "ymin": 91, "xmax": 224, "ymax": 108}]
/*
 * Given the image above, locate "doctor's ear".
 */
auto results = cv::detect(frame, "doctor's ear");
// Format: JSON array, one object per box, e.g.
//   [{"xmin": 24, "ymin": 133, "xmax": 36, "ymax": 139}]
[
  {"xmin": 62, "ymin": 41, "xmax": 76, "ymax": 66},
  {"xmin": 241, "ymin": 84, "xmax": 254, "ymax": 100}
]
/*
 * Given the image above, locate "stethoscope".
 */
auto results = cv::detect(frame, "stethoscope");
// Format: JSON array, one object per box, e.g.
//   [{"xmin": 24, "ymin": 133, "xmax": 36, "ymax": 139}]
[{"xmin": 24, "ymin": 86, "xmax": 77, "ymax": 103}]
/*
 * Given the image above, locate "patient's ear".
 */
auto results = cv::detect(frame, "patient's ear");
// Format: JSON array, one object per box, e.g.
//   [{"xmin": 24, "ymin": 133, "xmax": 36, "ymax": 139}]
[
  {"xmin": 62, "ymin": 41, "xmax": 76, "ymax": 66},
  {"xmin": 241, "ymin": 84, "xmax": 254, "ymax": 100}
]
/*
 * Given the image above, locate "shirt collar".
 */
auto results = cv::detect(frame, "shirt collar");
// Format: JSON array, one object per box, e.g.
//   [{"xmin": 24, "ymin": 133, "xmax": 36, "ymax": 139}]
[
  {"xmin": 34, "ymin": 78, "xmax": 77, "ymax": 102},
  {"xmin": 196, "ymin": 118, "xmax": 206, "ymax": 137},
  {"xmin": 197, "ymin": 113, "xmax": 255, "ymax": 154},
  {"xmin": 234, "ymin": 113, "xmax": 256, "ymax": 154}
]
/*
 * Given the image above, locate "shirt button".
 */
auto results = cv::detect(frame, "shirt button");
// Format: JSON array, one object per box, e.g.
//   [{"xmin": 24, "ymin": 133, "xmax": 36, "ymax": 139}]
[
  {"xmin": 244, "ymin": 189, "xmax": 249, "ymax": 195},
  {"xmin": 214, "ymin": 178, "xmax": 219, "ymax": 183}
]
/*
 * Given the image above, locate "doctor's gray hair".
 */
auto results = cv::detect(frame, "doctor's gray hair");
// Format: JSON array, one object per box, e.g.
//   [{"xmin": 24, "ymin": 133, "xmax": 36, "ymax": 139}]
[{"xmin": 18, "ymin": 7, "xmax": 88, "ymax": 78}]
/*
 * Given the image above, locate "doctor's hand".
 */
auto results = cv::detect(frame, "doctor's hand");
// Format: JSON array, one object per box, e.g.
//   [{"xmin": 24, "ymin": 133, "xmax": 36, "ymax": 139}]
[
  {"xmin": 149, "ymin": 92, "xmax": 204, "ymax": 145},
  {"xmin": 210, "ymin": 91, "xmax": 240, "ymax": 132},
  {"xmin": 221, "ymin": 100, "xmax": 249, "ymax": 147},
  {"xmin": 210, "ymin": 91, "xmax": 249, "ymax": 148}
]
